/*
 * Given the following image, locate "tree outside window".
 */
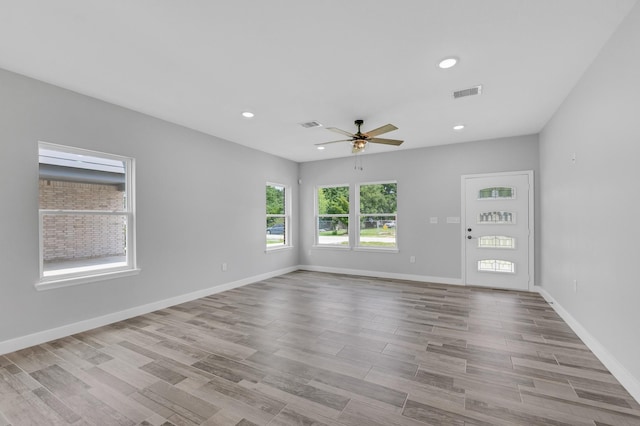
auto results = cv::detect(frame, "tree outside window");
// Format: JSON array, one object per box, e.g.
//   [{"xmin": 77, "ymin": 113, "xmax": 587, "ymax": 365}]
[
  {"xmin": 316, "ymin": 185, "xmax": 349, "ymax": 246},
  {"xmin": 358, "ymin": 182, "xmax": 397, "ymax": 248},
  {"xmin": 266, "ymin": 183, "xmax": 289, "ymax": 248}
]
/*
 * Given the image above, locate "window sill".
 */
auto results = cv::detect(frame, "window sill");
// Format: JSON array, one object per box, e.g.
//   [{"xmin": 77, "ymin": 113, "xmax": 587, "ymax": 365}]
[
  {"xmin": 35, "ymin": 268, "xmax": 141, "ymax": 291},
  {"xmin": 265, "ymin": 245, "xmax": 293, "ymax": 254},
  {"xmin": 353, "ymin": 247, "xmax": 399, "ymax": 253},
  {"xmin": 311, "ymin": 245, "xmax": 351, "ymax": 250}
]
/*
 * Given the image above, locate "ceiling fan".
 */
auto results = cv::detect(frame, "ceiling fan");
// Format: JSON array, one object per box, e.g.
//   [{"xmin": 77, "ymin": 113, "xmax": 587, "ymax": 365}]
[{"xmin": 316, "ymin": 119, "xmax": 403, "ymax": 153}]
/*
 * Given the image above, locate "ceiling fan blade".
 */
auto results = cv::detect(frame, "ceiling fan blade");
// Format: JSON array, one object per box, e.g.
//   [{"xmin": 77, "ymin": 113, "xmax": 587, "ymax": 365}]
[
  {"xmin": 314, "ymin": 139, "xmax": 352, "ymax": 146},
  {"xmin": 364, "ymin": 124, "xmax": 398, "ymax": 138},
  {"xmin": 369, "ymin": 137, "xmax": 404, "ymax": 146},
  {"xmin": 326, "ymin": 127, "xmax": 357, "ymax": 137}
]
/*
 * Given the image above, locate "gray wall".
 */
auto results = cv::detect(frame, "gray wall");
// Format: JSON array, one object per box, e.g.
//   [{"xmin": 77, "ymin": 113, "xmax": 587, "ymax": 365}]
[
  {"xmin": 5, "ymin": 1, "xmax": 639, "ymax": 394},
  {"xmin": 539, "ymin": 3, "xmax": 640, "ymax": 382},
  {"xmin": 0, "ymin": 68, "xmax": 299, "ymax": 343},
  {"xmin": 299, "ymin": 135, "xmax": 539, "ymax": 281}
]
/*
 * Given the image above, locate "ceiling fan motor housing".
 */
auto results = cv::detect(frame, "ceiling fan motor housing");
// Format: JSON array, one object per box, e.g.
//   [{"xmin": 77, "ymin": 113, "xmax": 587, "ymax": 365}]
[{"xmin": 353, "ymin": 120, "xmax": 368, "ymax": 137}]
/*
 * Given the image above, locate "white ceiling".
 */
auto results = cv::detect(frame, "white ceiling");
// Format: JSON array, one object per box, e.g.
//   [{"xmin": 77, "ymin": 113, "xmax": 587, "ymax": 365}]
[{"xmin": 0, "ymin": 0, "xmax": 636, "ymax": 162}]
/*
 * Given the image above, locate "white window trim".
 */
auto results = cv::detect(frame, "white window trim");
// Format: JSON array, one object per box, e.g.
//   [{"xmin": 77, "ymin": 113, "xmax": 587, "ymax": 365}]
[
  {"xmin": 353, "ymin": 247, "xmax": 399, "ymax": 253},
  {"xmin": 314, "ymin": 184, "xmax": 350, "ymax": 248},
  {"xmin": 35, "ymin": 268, "xmax": 141, "ymax": 291},
  {"xmin": 266, "ymin": 182, "xmax": 291, "ymax": 251},
  {"xmin": 355, "ymin": 181, "xmax": 398, "ymax": 251},
  {"xmin": 37, "ymin": 142, "xmax": 138, "ymax": 289},
  {"xmin": 264, "ymin": 245, "xmax": 294, "ymax": 254}
]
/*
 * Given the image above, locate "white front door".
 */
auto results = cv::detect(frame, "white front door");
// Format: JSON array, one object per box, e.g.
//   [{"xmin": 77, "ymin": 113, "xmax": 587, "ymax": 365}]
[{"xmin": 462, "ymin": 171, "xmax": 533, "ymax": 291}]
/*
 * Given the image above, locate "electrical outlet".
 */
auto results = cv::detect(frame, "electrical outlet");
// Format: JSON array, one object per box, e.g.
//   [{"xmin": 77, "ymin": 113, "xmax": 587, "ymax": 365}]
[
  {"xmin": 222, "ymin": 262, "xmax": 228, "ymax": 272},
  {"xmin": 410, "ymin": 256, "xmax": 416, "ymax": 264}
]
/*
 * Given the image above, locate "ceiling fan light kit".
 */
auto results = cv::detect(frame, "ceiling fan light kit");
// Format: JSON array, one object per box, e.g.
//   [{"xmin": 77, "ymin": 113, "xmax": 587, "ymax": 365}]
[{"xmin": 315, "ymin": 119, "xmax": 403, "ymax": 154}]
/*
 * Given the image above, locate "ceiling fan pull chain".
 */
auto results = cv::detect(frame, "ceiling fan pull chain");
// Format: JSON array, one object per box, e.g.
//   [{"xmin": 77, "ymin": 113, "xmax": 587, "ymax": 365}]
[{"xmin": 354, "ymin": 153, "xmax": 364, "ymax": 171}]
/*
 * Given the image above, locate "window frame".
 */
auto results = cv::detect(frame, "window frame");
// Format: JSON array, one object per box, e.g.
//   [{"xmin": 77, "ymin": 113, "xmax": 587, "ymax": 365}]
[
  {"xmin": 314, "ymin": 184, "xmax": 351, "ymax": 248},
  {"xmin": 265, "ymin": 182, "xmax": 291, "ymax": 251},
  {"xmin": 355, "ymin": 181, "xmax": 398, "ymax": 251},
  {"xmin": 37, "ymin": 142, "xmax": 138, "ymax": 290}
]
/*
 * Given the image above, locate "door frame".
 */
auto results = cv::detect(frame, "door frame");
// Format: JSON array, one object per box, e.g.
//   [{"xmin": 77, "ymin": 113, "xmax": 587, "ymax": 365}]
[{"xmin": 460, "ymin": 170, "xmax": 535, "ymax": 291}]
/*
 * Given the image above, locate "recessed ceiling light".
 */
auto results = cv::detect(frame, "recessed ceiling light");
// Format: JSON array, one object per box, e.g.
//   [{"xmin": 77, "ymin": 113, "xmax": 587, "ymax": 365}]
[
  {"xmin": 241, "ymin": 111, "xmax": 254, "ymax": 118},
  {"xmin": 438, "ymin": 57, "xmax": 458, "ymax": 69},
  {"xmin": 453, "ymin": 124, "xmax": 465, "ymax": 131},
  {"xmin": 317, "ymin": 146, "xmax": 326, "ymax": 150}
]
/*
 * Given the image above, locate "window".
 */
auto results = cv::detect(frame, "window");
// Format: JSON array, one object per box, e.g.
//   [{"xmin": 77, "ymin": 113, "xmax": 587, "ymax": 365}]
[
  {"xmin": 477, "ymin": 211, "xmax": 515, "ymax": 224},
  {"xmin": 357, "ymin": 182, "xmax": 397, "ymax": 249},
  {"xmin": 478, "ymin": 186, "xmax": 515, "ymax": 199},
  {"xmin": 266, "ymin": 183, "xmax": 290, "ymax": 248},
  {"xmin": 38, "ymin": 142, "xmax": 136, "ymax": 287},
  {"xmin": 478, "ymin": 259, "xmax": 515, "ymax": 273},
  {"xmin": 478, "ymin": 236, "xmax": 516, "ymax": 249},
  {"xmin": 316, "ymin": 185, "xmax": 349, "ymax": 246}
]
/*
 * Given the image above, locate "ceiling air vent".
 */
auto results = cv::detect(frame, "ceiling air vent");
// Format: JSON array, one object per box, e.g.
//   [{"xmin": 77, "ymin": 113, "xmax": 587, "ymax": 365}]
[
  {"xmin": 299, "ymin": 121, "xmax": 323, "ymax": 128},
  {"xmin": 453, "ymin": 85, "xmax": 483, "ymax": 99}
]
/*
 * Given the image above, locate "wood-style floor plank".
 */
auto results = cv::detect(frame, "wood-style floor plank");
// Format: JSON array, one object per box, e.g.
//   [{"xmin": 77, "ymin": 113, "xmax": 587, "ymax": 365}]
[{"xmin": 1, "ymin": 271, "xmax": 639, "ymax": 425}]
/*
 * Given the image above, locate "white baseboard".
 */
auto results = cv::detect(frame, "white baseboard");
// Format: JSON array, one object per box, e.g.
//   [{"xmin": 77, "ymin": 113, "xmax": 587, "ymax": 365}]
[
  {"xmin": 297, "ymin": 264, "xmax": 463, "ymax": 286},
  {"xmin": 535, "ymin": 285, "xmax": 640, "ymax": 404},
  {"xmin": 0, "ymin": 266, "xmax": 298, "ymax": 356}
]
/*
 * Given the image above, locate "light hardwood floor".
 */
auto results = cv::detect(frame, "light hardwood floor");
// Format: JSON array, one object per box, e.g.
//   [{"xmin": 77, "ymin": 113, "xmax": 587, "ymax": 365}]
[{"xmin": 1, "ymin": 271, "xmax": 639, "ymax": 425}]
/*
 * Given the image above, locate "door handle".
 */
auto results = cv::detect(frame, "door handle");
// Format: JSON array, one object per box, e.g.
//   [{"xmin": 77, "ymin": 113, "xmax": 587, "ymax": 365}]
[{"xmin": 467, "ymin": 235, "xmax": 472, "ymax": 239}]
